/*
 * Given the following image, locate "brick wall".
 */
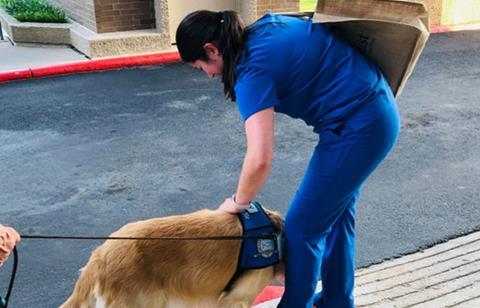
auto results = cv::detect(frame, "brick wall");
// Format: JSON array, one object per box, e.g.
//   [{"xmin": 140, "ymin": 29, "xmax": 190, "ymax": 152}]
[
  {"xmin": 256, "ymin": 0, "xmax": 300, "ymax": 19},
  {"xmin": 46, "ymin": 0, "xmax": 97, "ymax": 32},
  {"xmin": 95, "ymin": 0, "xmax": 156, "ymax": 33}
]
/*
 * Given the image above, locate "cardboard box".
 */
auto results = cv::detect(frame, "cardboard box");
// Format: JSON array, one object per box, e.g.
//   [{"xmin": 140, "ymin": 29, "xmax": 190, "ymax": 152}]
[{"xmin": 313, "ymin": 0, "xmax": 430, "ymax": 97}]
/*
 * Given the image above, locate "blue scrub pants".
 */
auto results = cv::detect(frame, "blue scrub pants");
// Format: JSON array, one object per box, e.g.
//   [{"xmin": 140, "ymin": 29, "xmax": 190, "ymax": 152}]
[{"xmin": 278, "ymin": 89, "xmax": 400, "ymax": 308}]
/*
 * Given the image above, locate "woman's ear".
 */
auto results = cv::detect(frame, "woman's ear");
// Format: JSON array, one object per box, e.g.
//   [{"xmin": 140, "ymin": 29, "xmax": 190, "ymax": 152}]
[{"xmin": 203, "ymin": 42, "xmax": 221, "ymax": 58}]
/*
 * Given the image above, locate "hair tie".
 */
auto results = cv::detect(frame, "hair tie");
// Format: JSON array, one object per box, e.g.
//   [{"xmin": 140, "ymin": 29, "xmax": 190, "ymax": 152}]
[{"xmin": 217, "ymin": 11, "xmax": 225, "ymax": 23}]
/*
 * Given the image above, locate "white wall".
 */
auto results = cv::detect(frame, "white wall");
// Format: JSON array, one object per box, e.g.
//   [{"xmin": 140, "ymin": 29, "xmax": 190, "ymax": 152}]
[{"xmin": 167, "ymin": 0, "xmax": 241, "ymax": 43}]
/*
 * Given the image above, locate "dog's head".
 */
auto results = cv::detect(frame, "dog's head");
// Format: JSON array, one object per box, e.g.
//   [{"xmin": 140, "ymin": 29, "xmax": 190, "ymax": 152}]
[{"xmin": 263, "ymin": 208, "xmax": 284, "ymax": 233}]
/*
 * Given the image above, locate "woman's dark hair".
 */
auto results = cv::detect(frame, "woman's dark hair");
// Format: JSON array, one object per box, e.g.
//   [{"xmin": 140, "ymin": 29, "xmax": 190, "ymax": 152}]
[{"xmin": 176, "ymin": 10, "xmax": 245, "ymax": 101}]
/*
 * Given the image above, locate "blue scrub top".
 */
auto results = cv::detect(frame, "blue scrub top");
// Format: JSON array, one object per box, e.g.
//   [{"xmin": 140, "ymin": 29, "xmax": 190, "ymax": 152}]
[{"xmin": 234, "ymin": 14, "xmax": 390, "ymax": 133}]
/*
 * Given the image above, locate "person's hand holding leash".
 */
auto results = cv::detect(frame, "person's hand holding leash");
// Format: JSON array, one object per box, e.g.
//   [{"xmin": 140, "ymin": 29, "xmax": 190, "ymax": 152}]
[{"xmin": 0, "ymin": 225, "xmax": 20, "ymax": 266}]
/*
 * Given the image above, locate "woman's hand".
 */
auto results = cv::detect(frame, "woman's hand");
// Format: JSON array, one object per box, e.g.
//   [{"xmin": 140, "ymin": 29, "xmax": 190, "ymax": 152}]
[
  {"xmin": 0, "ymin": 225, "xmax": 20, "ymax": 266},
  {"xmin": 217, "ymin": 197, "xmax": 247, "ymax": 214}
]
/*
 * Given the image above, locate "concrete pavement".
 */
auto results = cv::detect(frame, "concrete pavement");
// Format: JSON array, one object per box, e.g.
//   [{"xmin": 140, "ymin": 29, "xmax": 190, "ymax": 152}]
[
  {"xmin": 355, "ymin": 230, "xmax": 480, "ymax": 308},
  {"xmin": 255, "ymin": 231, "xmax": 480, "ymax": 307}
]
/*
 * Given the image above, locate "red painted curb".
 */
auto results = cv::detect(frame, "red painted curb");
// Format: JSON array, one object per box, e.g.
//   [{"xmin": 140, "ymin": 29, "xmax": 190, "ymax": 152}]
[
  {"xmin": 0, "ymin": 51, "xmax": 180, "ymax": 83},
  {"xmin": 430, "ymin": 23, "xmax": 480, "ymax": 33},
  {"xmin": 430, "ymin": 24, "xmax": 452, "ymax": 33},
  {"xmin": 254, "ymin": 285, "xmax": 284, "ymax": 305},
  {"xmin": 0, "ymin": 68, "xmax": 33, "ymax": 82}
]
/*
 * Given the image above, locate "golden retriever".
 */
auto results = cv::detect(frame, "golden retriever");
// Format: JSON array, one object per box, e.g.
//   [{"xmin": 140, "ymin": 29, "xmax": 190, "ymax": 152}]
[{"xmin": 60, "ymin": 208, "xmax": 284, "ymax": 308}]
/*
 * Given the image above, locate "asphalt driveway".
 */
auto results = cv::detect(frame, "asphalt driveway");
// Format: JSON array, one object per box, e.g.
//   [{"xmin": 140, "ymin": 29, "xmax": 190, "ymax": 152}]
[{"xmin": 0, "ymin": 30, "xmax": 479, "ymax": 307}]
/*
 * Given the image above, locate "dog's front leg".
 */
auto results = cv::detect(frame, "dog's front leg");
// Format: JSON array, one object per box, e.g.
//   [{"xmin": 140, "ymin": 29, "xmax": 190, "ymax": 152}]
[{"xmin": 218, "ymin": 267, "xmax": 275, "ymax": 308}]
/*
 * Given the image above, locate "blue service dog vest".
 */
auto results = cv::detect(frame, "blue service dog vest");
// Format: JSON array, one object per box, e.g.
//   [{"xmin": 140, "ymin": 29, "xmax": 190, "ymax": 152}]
[
  {"xmin": 224, "ymin": 201, "xmax": 284, "ymax": 292},
  {"xmin": 237, "ymin": 201, "xmax": 283, "ymax": 269}
]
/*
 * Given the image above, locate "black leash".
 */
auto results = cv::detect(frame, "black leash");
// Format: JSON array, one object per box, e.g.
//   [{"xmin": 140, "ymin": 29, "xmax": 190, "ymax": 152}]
[
  {"xmin": 0, "ymin": 247, "xmax": 17, "ymax": 308},
  {"xmin": 20, "ymin": 233, "xmax": 276, "ymax": 241},
  {"xmin": 0, "ymin": 232, "xmax": 277, "ymax": 307}
]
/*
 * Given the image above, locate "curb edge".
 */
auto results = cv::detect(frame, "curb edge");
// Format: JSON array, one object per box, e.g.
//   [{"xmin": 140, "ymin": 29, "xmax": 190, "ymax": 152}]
[{"xmin": 0, "ymin": 51, "xmax": 181, "ymax": 83}]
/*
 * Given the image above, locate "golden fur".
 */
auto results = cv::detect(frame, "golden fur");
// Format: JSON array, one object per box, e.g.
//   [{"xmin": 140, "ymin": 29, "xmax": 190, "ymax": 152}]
[{"xmin": 60, "ymin": 208, "xmax": 284, "ymax": 308}]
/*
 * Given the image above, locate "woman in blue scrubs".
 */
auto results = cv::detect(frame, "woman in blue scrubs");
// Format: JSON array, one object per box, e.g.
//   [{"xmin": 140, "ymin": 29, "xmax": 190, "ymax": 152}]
[{"xmin": 176, "ymin": 10, "xmax": 400, "ymax": 308}]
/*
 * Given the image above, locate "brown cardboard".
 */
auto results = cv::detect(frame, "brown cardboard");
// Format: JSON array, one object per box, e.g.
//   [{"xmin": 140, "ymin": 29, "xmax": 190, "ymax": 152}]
[{"xmin": 313, "ymin": 0, "xmax": 430, "ymax": 97}]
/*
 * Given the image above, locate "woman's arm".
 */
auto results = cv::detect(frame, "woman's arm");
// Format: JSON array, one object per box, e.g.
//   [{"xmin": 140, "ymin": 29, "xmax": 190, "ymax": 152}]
[{"xmin": 218, "ymin": 107, "xmax": 275, "ymax": 213}]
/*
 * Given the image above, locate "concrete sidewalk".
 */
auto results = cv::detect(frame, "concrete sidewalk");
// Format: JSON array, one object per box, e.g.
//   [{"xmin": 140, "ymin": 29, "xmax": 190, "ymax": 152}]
[
  {"xmin": 0, "ymin": 29, "xmax": 87, "ymax": 72},
  {"xmin": 0, "ymin": 29, "xmax": 179, "ymax": 81},
  {"xmin": 255, "ymin": 231, "xmax": 480, "ymax": 307}
]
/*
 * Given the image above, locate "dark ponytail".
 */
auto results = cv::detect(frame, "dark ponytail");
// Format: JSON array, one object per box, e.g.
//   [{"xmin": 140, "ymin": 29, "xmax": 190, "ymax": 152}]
[{"xmin": 176, "ymin": 10, "xmax": 245, "ymax": 101}]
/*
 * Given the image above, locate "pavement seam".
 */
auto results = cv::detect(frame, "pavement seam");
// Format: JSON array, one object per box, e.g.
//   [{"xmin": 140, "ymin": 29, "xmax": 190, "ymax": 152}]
[
  {"xmin": 401, "ymin": 279, "xmax": 480, "ymax": 308},
  {"xmin": 357, "ymin": 255, "xmax": 480, "ymax": 296},
  {"xmin": 358, "ymin": 269, "xmax": 480, "ymax": 307},
  {"xmin": 443, "ymin": 292, "xmax": 480, "ymax": 308},
  {"xmin": 356, "ymin": 245, "xmax": 480, "ymax": 287}
]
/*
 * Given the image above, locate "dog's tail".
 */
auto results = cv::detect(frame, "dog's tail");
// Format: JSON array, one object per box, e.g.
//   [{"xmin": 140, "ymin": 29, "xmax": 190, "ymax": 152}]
[{"xmin": 59, "ymin": 256, "xmax": 102, "ymax": 308}]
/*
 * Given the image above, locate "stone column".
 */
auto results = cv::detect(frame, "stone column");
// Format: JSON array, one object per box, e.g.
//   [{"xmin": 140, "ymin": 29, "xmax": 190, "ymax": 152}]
[
  {"xmin": 256, "ymin": 0, "xmax": 300, "ymax": 19},
  {"xmin": 239, "ymin": 0, "xmax": 300, "ymax": 25},
  {"xmin": 425, "ymin": 0, "xmax": 443, "ymax": 26},
  {"xmin": 154, "ymin": 0, "xmax": 172, "ymax": 49},
  {"xmin": 239, "ymin": 0, "xmax": 258, "ymax": 25}
]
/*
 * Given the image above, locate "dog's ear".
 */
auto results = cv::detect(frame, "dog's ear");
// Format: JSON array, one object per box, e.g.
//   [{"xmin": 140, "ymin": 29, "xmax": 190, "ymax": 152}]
[{"xmin": 263, "ymin": 209, "xmax": 285, "ymax": 232}]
